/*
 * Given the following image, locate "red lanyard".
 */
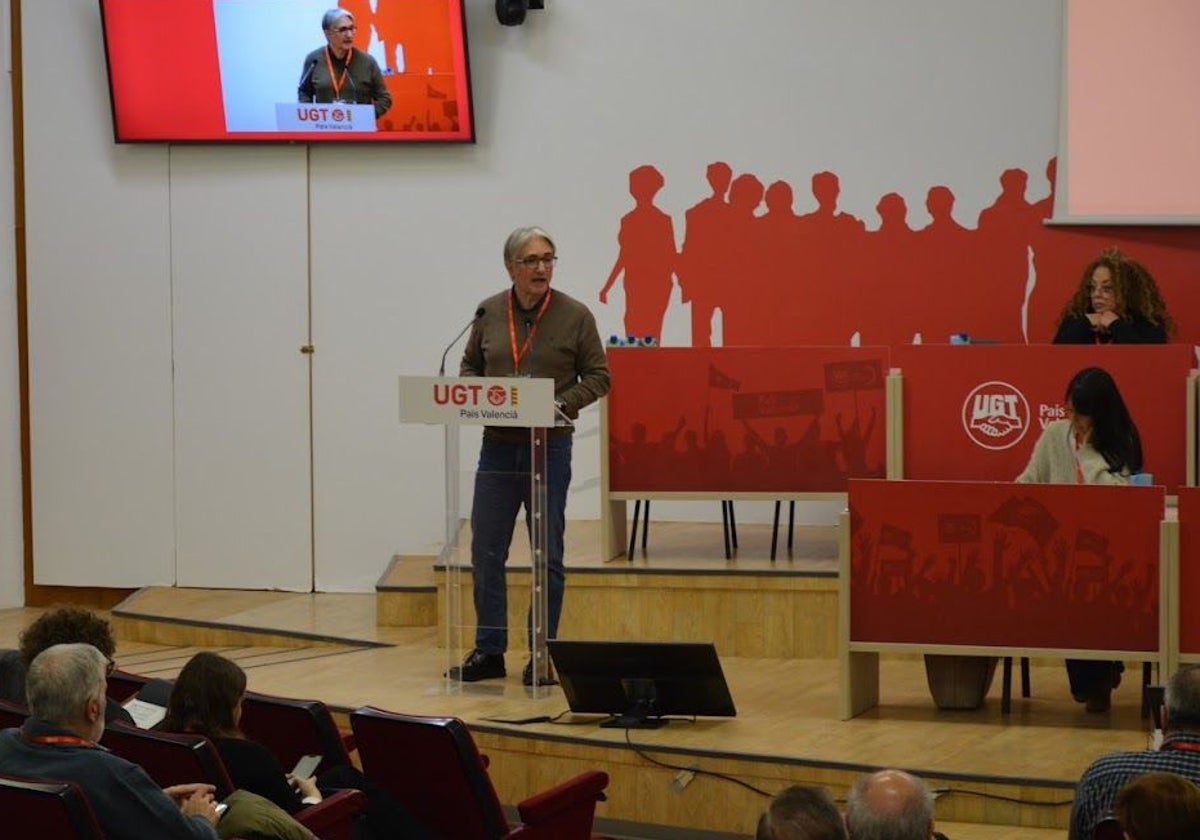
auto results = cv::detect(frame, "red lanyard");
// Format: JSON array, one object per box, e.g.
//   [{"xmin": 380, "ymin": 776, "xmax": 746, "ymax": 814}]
[
  {"xmin": 1070, "ymin": 427, "xmax": 1086, "ymax": 484},
  {"xmin": 21, "ymin": 732, "xmax": 96, "ymax": 748},
  {"xmin": 1164, "ymin": 740, "xmax": 1200, "ymax": 753},
  {"xmin": 507, "ymin": 289, "xmax": 552, "ymax": 373},
  {"xmin": 324, "ymin": 47, "xmax": 352, "ymax": 100}
]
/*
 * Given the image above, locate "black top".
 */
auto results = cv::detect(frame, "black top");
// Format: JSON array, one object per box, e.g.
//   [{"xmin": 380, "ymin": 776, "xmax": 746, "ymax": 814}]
[
  {"xmin": 212, "ymin": 736, "xmax": 305, "ymax": 814},
  {"xmin": 1053, "ymin": 314, "xmax": 1168, "ymax": 345}
]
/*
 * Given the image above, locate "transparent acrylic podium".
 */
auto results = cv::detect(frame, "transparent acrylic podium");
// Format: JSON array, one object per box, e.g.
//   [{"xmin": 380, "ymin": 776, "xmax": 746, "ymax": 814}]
[{"xmin": 398, "ymin": 376, "xmax": 558, "ymax": 698}]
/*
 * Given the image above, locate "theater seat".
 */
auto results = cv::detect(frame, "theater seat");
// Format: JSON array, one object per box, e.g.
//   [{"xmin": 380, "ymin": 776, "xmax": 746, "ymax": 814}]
[
  {"xmin": 350, "ymin": 705, "xmax": 608, "ymax": 840},
  {"xmin": 0, "ymin": 774, "xmax": 104, "ymax": 839},
  {"xmin": 0, "ymin": 697, "xmax": 28, "ymax": 730},
  {"xmin": 102, "ymin": 723, "xmax": 365, "ymax": 840},
  {"xmin": 105, "ymin": 668, "xmax": 151, "ymax": 703},
  {"xmin": 238, "ymin": 689, "xmax": 355, "ymax": 771}
]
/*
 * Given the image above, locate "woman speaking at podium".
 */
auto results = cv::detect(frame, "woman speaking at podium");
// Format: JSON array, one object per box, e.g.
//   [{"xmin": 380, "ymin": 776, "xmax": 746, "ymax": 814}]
[
  {"xmin": 449, "ymin": 227, "xmax": 610, "ymax": 686},
  {"xmin": 297, "ymin": 9, "xmax": 392, "ymax": 119}
]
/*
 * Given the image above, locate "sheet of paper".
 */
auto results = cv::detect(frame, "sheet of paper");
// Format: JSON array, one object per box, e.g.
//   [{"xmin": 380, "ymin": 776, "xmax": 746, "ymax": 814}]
[{"xmin": 122, "ymin": 698, "xmax": 166, "ymax": 729}]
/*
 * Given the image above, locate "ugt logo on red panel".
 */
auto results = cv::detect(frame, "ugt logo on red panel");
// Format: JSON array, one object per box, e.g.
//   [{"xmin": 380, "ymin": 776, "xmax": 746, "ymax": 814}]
[{"xmin": 961, "ymin": 381, "xmax": 1030, "ymax": 451}]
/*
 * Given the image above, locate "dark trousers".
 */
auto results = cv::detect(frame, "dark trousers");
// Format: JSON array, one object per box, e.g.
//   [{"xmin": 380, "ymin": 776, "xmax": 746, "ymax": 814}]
[
  {"xmin": 1066, "ymin": 659, "xmax": 1124, "ymax": 700},
  {"xmin": 470, "ymin": 434, "xmax": 571, "ymax": 655}
]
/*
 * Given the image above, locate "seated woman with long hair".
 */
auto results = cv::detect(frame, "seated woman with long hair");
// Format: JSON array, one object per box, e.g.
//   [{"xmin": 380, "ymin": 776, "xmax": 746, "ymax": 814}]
[
  {"xmin": 1053, "ymin": 247, "xmax": 1173, "ymax": 344},
  {"xmin": 161, "ymin": 651, "xmax": 431, "ymax": 839},
  {"xmin": 1017, "ymin": 366, "xmax": 1143, "ymax": 711}
]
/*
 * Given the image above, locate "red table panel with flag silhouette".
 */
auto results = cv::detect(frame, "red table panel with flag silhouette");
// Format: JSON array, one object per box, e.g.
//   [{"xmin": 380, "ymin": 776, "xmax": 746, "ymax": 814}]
[
  {"xmin": 606, "ymin": 347, "xmax": 890, "ymax": 493},
  {"xmin": 893, "ymin": 345, "xmax": 1194, "ymax": 491},
  {"xmin": 848, "ymin": 479, "xmax": 1164, "ymax": 650}
]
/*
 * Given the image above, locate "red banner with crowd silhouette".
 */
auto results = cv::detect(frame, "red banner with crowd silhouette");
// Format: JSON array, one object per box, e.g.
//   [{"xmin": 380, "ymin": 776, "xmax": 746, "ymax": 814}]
[
  {"xmin": 598, "ymin": 160, "xmax": 1200, "ymax": 348},
  {"xmin": 895, "ymin": 345, "xmax": 1194, "ymax": 491},
  {"xmin": 848, "ymin": 480, "xmax": 1163, "ymax": 651},
  {"xmin": 607, "ymin": 347, "xmax": 888, "ymax": 493}
]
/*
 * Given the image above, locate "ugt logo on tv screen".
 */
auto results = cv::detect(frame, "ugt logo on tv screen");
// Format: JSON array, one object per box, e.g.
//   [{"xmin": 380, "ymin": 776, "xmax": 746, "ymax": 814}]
[{"xmin": 961, "ymin": 381, "xmax": 1030, "ymax": 451}]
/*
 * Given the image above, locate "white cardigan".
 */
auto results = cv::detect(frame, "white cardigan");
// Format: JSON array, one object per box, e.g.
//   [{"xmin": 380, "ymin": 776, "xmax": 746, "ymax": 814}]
[{"xmin": 1015, "ymin": 419, "xmax": 1131, "ymax": 486}]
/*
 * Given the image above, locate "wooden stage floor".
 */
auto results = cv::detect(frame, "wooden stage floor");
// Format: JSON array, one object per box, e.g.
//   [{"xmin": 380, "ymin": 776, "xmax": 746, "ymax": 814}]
[{"xmin": 2, "ymin": 520, "xmax": 1158, "ymax": 839}]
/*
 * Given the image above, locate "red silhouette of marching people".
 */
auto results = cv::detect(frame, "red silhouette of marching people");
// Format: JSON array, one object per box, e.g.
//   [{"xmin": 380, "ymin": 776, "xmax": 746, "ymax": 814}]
[{"xmin": 599, "ymin": 158, "xmax": 1198, "ymax": 348}]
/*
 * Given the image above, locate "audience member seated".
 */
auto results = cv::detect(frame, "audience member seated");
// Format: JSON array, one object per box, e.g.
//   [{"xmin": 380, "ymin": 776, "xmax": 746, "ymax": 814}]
[
  {"xmin": 0, "ymin": 607, "xmax": 135, "ymax": 725},
  {"xmin": 756, "ymin": 783, "xmax": 847, "ymax": 840},
  {"xmin": 1113, "ymin": 772, "xmax": 1200, "ymax": 840},
  {"xmin": 1017, "ymin": 366, "xmax": 1142, "ymax": 712},
  {"xmin": 1069, "ymin": 666, "xmax": 1200, "ymax": 840},
  {"xmin": 160, "ymin": 651, "xmax": 432, "ymax": 840},
  {"xmin": 0, "ymin": 643, "xmax": 219, "ymax": 839},
  {"xmin": 1053, "ymin": 248, "xmax": 1173, "ymax": 344},
  {"xmin": 846, "ymin": 769, "xmax": 942, "ymax": 840}
]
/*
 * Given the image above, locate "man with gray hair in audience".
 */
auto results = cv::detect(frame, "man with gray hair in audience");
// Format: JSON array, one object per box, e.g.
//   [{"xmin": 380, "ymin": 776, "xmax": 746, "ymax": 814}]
[
  {"xmin": 846, "ymin": 769, "xmax": 939, "ymax": 840},
  {"xmin": 757, "ymin": 783, "xmax": 848, "ymax": 840},
  {"xmin": 1069, "ymin": 664, "xmax": 1200, "ymax": 840},
  {"xmin": 0, "ymin": 643, "xmax": 219, "ymax": 839}
]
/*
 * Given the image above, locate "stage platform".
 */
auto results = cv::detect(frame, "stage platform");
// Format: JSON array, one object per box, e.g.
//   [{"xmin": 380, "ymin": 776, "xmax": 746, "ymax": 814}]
[{"xmin": 3, "ymin": 519, "xmax": 1159, "ymax": 839}]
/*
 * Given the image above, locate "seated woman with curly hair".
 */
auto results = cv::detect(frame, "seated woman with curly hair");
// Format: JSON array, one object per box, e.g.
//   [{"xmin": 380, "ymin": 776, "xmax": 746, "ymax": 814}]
[
  {"xmin": 160, "ymin": 651, "xmax": 432, "ymax": 839},
  {"xmin": 1053, "ymin": 247, "xmax": 1174, "ymax": 344}
]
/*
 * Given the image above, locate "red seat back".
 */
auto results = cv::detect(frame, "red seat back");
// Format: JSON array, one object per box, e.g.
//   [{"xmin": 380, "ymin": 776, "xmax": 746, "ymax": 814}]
[
  {"xmin": 101, "ymin": 723, "xmax": 236, "ymax": 799},
  {"xmin": 0, "ymin": 698, "xmax": 28, "ymax": 730},
  {"xmin": 239, "ymin": 690, "xmax": 353, "ymax": 772},
  {"xmin": 0, "ymin": 773, "xmax": 104, "ymax": 839},
  {"xmin": 351, "ymin": 706, "xmax": 510, "ymax": 840}
]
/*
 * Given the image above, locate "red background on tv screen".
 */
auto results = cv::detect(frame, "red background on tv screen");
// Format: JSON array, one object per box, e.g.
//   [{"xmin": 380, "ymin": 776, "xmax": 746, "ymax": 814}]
[
  {"xmin": 102, "ymin": 0, "xmax": 225, "ymax": 139},
  {"xmin": 100, "ymin": 0, "xmax": 473, "ymax": 142}
]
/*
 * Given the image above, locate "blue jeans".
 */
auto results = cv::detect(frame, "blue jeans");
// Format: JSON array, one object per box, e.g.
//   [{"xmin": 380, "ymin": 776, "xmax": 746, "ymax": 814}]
[{"xmin": 470, "ymin": 434, "xmax": 571, "ymax": 655}]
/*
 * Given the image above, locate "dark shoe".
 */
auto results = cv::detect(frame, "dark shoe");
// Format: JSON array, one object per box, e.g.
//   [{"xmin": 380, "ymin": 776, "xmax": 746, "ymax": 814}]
[
  {"xmin": 522, "ymin": 658, "xmax": 558, "ymax": 687},
  {"xmin": 447, "ymin": 650, "xmax": 505, "ymax": 682}
]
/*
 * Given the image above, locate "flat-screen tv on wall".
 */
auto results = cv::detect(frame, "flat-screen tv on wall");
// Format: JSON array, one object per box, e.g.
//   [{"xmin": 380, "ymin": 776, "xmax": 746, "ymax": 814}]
[{"xmin": 99, "ymin": 0, "xmax": 475, "ymax": 143}]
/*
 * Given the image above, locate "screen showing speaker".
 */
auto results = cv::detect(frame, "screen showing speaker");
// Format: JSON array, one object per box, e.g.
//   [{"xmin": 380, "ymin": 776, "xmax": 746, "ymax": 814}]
[{"xmin": 99, "ymin": 0, "xmax": 474, "ymax": 143}]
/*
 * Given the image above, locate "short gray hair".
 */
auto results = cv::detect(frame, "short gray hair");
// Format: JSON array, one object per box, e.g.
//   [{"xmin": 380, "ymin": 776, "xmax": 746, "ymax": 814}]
[
  {"xmin": 503, "ymin": 227, "xmax": 555, "ymax": 265},
  {"xmin": 322, "ymin": 8, "xmax": 353, "ymax": 31},
  {"xmin": 1166, "ymin": 665, "xmax": 1200, "ymax": 730},
  {"xmin": 757, "ymin": 784, "xmax": 847, "ymax": 840},
  {"xmin": 26, "ymin": 643, "xmax": 107, "ymax": 726},
  {"xmin": 845, "ymin": 770, "xmax": 934, "ymax": 840}
]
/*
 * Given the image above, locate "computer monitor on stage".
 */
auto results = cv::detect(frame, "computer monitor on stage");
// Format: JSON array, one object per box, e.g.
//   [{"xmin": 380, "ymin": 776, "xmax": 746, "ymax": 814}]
[{"xmin": 548, "ymin": 640, "xmax": 737, "ymax": 729}]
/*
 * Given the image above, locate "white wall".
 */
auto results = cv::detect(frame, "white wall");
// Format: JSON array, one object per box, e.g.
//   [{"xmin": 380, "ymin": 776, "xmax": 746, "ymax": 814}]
[
  {"xmin": 0, "ymin": 0, "xmax": 21, "ymax": 607},
  {"xmin": 17, "ymin": 1, "xmax": 1063, "ymax": 593}
]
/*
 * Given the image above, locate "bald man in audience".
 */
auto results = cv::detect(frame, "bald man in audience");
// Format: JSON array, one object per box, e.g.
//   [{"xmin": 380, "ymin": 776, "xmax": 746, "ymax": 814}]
[
  {"xmin": 845, "ymin": 769, "xmax": 940, "ymax": 840},
  {"xmin": 757, "ymin": 784, "xmax": 848, "ymax": 840},
  {"xmin": 0, "ymin": 643, "xmax": 219, "ymax": 839}
]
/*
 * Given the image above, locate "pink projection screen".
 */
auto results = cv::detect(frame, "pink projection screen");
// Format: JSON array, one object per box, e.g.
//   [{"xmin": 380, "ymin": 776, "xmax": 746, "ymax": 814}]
[{"xmin": 1058, "ymin": 0, "xmax": 1200, "ymax": 223}]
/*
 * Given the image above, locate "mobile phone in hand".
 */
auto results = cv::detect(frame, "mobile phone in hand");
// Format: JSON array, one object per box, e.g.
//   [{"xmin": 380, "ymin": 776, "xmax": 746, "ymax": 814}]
[{"xmin": 291, "ymin": 754, "xmax": 322, "ymax": 779}]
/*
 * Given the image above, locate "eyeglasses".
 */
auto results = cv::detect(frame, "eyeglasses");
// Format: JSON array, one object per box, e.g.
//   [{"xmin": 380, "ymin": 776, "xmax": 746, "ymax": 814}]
[
  {"xmin": 331, "ymin": 25, "xmax": 356, "ymax": 34},
  {"xmin": 105, "ymin": 658, "xmax": 117, "ymax": 677},
  {"xmin": 1090, "ymin": 284, "xmax": 1115, "ymax": 295},
  {"xmin": 515, "ymin": 255, "xmax": 557, "ymax": 269}
]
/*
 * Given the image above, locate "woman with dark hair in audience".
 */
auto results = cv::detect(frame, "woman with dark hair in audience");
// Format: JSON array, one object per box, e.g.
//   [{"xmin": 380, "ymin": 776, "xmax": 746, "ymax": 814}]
[
  {"xmin": 1115, "ymin": 772, "xmax": 1200, "ymax": 840},
  {"xmin": 1017, "ymin": 366, "xmax": 1143, "ymax": 712},
  {"xmin": 161, "ymin": 651, "xmax": 431, "ymax": 839},
  {"xmin": 1053, "ymin": 247, "xmax": 1173, "ymax": 344}
]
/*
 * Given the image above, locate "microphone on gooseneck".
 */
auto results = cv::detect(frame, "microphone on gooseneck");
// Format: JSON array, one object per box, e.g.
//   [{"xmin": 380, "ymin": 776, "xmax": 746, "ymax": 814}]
[
  {"xmin": 438, "ymin": 307, "xmax": 485, "ymax": 376},
  {"xmin": 298, "ymin": 58, "xmax": 319, "ymax": 101}
]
